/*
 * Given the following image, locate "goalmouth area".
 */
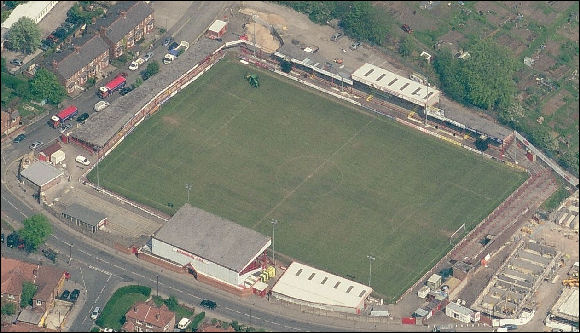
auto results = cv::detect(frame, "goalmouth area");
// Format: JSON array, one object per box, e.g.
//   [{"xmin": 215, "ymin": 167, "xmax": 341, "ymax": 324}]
[{"xmin": 88, "ymin": 56, "xmax": 527, "ymax": 301}]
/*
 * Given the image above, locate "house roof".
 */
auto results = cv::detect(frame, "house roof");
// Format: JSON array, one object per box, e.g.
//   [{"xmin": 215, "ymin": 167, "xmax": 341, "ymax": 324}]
[
  {"xmin": 33, "ymin": 265, "xmax": 65, "ymax": 302},
  {"xmin": 63, "ymin": 203, "xmax": 107, "ymax": 227},
  {"xmin": 40, "ymin": 142, "xmax": 62, "ymax": 158},
  {"xmin": 446, "ymin": 301, "xmax": 474, "ymax": 316},
  {"xmin": 17, "ymin": 308, "xmax": 44, "ymax": 325},
  {"xmin": 94, "ymin": 1, "xmax": 153, "ymax": 44},
  {"xmin": 1, "ymin": 322, "xmax": 56, "ymax": 332},
  {"xmin": 153, "ymin": 204, "xmax": 271, "ymax": 272},
  {"xmin": 45, "ymin": 33, "xmax": 109, "ymax": 80},
  {"xmin": 125, "ymin": 300, "xmax": 175, "ymax": 328},
  {"xmin": 20, "ymin": 161, "xmax": 63, "ymax": 187},
  {"xmin": 1, "ymin": 1, "xmax": 56, "ymax": 29},
  {"xmin": 1, "ymin": 257, "xmax": 38, "ymax": 297}
]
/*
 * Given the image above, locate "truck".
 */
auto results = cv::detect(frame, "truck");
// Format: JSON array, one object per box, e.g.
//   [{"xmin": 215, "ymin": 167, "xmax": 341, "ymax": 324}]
[
  {"xmin": 98, "ymin": 73, "xmax": 127, "ymax": 98},
  {"xmin": 50, "ymin": 105, "xmax": 78, "ymax": 128},
  {"xmin": 163, "ymin": 41, "xmax": 189, "ymax": 64}
]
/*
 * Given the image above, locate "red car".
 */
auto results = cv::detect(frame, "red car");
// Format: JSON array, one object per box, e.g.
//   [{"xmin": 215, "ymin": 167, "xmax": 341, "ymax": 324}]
[{"xmin": 401, "ymin": 24, "xmax": 414, "ymax": 34}]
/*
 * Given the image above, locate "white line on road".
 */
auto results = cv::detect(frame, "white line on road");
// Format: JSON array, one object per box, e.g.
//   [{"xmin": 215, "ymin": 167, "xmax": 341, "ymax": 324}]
[
  {"xmin": 1, "ymin": 194, "xmax": 29, "ymax": 219},
  {"xmin": 88, "ymin": 265, "xmax": 112, "ymax": 276}
]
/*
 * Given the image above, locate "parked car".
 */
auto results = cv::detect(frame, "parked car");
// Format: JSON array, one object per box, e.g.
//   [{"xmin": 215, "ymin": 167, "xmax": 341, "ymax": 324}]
[
  {"xmin": 75, "ymin": 155, "xmax": 90, "ymax": 166},
  {"xmin": 70, "ymin": 289, "xmax": 80, "ymax": 302},
  {"xmin": 12, "ymin": 133, "xmax": 26, "ymax": 143},
  {"xmin": 163, "ymin": 37, "xmax": 173, "ymax": 47},
  {"xmin": 11, "ymin": 58, "xmax": 23, "ymax": 66},
  {"xmin": 168, "ymin": 41, "xmax": 179, "ymax": 51},
  {"xmin": 59, "ymin": 123, "xmax": 72, "ymax": 134},
  {"xmin": 94, "ymin": 100, "xmax": 110, "ymax": 112},
  {"xmin": 6, "ymin": 233, "xmax": 19, "ymax": 248},
  {"xmin": 90, "ymin": 306, "xmax": 100, "ymax": 320},
  {"xmin": 61, "ymin": 290, "xmax": 70, "ymax": 300},
  {"xmin": 77, "ymin": 113, "xmax": 89, "ymax": 122},
  {"xmin": 143, "ymin": 52, "xmax": 153, "ymax": 62},
  {"xmin": 29, "ymin": 141, "xmax": 43, "ymax": 150},
  {"xmin": 129, "ymin": 61, "xmax": 139, "ymax": 71},
  {"xmin": 330, "ymin": 32, "xmax": 343, "ymax": 41},
  {"xmin": 1, "ymin": 233, "xmax": 4, "ymax": 243},
  {"xmin": 350, "ymin": 41, "xmax": 361, "ymax": 50},
  {"xmin": 177, "ymin": 317, "xmax": 191, "ymax": 330},
  {"xmin": 119, "ymin": 86, "xmax": 133, "ymax": 96},
  {"xmin": 200, "ymin": 299, "xmax": 216, "ymax": 310}
]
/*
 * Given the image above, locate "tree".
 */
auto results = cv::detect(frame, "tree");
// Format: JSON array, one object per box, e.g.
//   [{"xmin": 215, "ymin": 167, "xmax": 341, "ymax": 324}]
[
  {"xmin": 280, "ymin": 59, "xmax": 292, "ymax": 73},
  {"xmin": 18, "ymin": 214, "xmax": 52, "ymax": 253},
  {"xmin": 1, "ymin": 302, "xmax": 16, "ymax": 316},
  {"xmin": 141, "ymin": 61, "xmax": 160, "ymax": 80},
  {"xmin": 8, "ymin": 17, "xmax": 41, "ymax": 54},
  {"xmin": 475, "ymin": 136, "xmax": 489, "ymax": 151},
  {"xmin": 20, "ymin": 282, "xmax": 37, "ymax": 308},
  {"xmin": 29, "ymin": 69, "xmax": 66, "ymax": 105},
  {"xmin": 164, "ymin": 295, "xmax": 178, "ymax": 312},
  {"xmin": 398, "ymin": 36, "xmax": 414, "ymax": 57}
]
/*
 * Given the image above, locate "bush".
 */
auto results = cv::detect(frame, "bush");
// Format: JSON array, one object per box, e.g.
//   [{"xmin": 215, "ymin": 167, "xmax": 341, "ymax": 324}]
[
  {"xmin": 280, "ymin": 59, "xmax": 292, "ymax": 73},
  {"xmin": 191, "ymin": 312, "xmax": 206, "ymax": 331},
  {"xmin": 95, "ymin": 285, "xmax": 151, "ymax": 329},
  {"xmin": 20, "ymin": 282, "xmax": 37, "ymax": 308},
  {"xmin": 1, "ymin": 302, "xmax": 16, "ymax": 315},
  {"xmin": 475, "ymin": 136, "xmax": 489, "ymax": 151}
]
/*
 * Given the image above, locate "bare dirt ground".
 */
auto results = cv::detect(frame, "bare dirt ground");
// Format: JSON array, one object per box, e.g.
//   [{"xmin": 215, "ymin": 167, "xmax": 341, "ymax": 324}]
[{"xmin": 542, "ymin": 90, "xmax": 570, "ymax": 116}]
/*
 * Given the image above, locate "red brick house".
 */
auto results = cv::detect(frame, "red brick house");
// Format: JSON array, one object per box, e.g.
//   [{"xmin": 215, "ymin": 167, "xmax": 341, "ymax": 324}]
[
  {"xmin": 122, "ymin": 299, "xmax": 176, "ymax": 332},
  {"xmin": 46, "ymin": 33, "xmax": 110, "ymax": 95},
  {"xmin": 95, "ymin": 1, "xmax": 154, "ymax": 59},
  {"xmin": 1, "ymin": 257, "xmax": 38, "ymax": 306},
  {"xmin": 1, "ymin": 109, "xmax": 21, "ymax": 135}
]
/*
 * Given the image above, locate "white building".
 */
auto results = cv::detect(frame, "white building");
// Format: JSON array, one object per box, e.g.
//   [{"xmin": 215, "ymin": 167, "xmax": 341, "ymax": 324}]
[
  {"xmin": 150, "ymin": 204, "xmax": 271, "ymax": 288},
  {"xmin": 351, "ymin": 63, "xmax": 440, "ymax": 107},
  {"xmin": 1, "ymin": 1, "xmax": 58, "ymax": 29},
  {"xmin": 445, "ymin": 301, "xmax": 480, "ymax": 323},
  {"xmin": 271, "ymin": 261, "xmax": 373, "ymax": 314}
]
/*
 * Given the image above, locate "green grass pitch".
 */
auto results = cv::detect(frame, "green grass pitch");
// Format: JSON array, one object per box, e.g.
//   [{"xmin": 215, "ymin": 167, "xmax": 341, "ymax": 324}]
[{"xmin": 88, "ymin": 57, "xmax": 527, "ymax": 300}]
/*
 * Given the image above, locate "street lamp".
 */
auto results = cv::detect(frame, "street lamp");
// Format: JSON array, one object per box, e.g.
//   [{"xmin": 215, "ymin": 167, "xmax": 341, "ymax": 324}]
[
  {"xmin": 367, "ymin": 255, "xmax": 375, "ymax": 287},
  {"xmin": 270, "ymin": 219, "xmax": 279, "ymax": 267},
  {"xmin": 185, "ymin": 184, "xmax": 192, "ymax": 203}
]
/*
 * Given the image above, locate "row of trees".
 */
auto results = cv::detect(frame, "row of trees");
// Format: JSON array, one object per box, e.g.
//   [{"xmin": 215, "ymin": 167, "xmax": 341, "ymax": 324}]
[{"xmin": 278, "ymin": 2, "xmax": 392, "ymax": 45}]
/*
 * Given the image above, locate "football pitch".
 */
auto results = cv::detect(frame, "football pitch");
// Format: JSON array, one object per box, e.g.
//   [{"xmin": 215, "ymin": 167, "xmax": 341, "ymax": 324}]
[{"xmin": 88, "ymin": 57, "xmax": 527, "ymax": 300}]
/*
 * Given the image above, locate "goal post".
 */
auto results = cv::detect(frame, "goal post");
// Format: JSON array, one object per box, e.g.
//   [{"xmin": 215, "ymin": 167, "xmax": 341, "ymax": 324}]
[{"xmin": 449, "ymin": 223, "xmax": 466, "ymax": 245}]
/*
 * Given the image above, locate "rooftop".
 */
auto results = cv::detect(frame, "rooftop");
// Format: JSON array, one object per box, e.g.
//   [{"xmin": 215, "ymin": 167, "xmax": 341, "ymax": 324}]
[
  {"xmin": 352, "ymin": 63, "xmax": 440, "ymax": 107},
  {"xmin": 45, "ymin": 33, "xmax": 109, "ymax": 80},
  {"xmin": 63, "ymin": 203, "xmax": 107, "ymax": 227},
  {"xmin": 20, "ymin": 161, "xmax": 63, "ymax": 187},
  {"xmin": 153, "ymin": 204, "xmax": 271, "ymax": 272},
  {"xmin": 271, "ymin": 261, "xmax": 372, "ymax": 309},
  {"xmin": 551, "ymin": 288, "xmax": 579, "ymax": 321},
  {"xmin": 1, "ymin": 257, "xmax": 38, "ymax": 297},
  {"xmin": 1, "ymin": 1, "xmax": 55, "ymax": 29},
  {"xmin": 93, "ymin": 1, "xmax": 153, "ymax": 44},
  {"xmin": 124, "ymin": 300, "xmax": 175, "ymax": 328},
  {"xmin": 208, "ymin": 20, "xmax": 227, "ymax": 33},
  {"xmin": 40, "ymin": 142, "xmax": 62, "ymax": 158},
  {"xmin": 446, "ymin": 301, "xmax": 474, "ymax": 316}
]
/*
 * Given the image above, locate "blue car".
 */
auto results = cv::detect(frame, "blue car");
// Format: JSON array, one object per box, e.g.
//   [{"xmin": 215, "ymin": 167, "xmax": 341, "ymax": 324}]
[{"xmin": 12, "ymin": 133, "xmax": 26, "ymax": 143}]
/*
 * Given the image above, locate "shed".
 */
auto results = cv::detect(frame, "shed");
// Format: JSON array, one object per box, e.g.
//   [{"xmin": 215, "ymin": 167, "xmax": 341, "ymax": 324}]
[
  {"xmin": 446, "ymin": 301, "xmax": 479, "ymax": 323},
  {"xmin": 50, "ymin": 150, "xmax": 66, "ymax": 165},
  {"xmin": 370, "ymin": 305, "xmax": 390, "ymax": 317},
  {"xmin": 427, "ymin": 274, "xmax": 442, "ymax": 290},
  {"xmin": 418, "ymin": 285, "xmax": 431, "ymax": 299},
  {"xmin": 62, "ymin": 203, "xmax": 107, "ymax": 233},
  {"xmin": 38, "ymin": 142, "xmax": 62, "ymax": 163},
  {"xmin": 19, "ymin": 161, "xmax": 63, "ymax": 193},
  {"xmin": 207, "ymin": 19, "xmax": 227, "ymax": 39}
]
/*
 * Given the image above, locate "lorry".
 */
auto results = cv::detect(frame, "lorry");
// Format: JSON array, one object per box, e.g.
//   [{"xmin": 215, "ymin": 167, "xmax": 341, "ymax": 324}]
[
  {"xmin": 50, "ymin": 105, "xmax": 78, "ymax": 128},
  {"xmin": 98, "ymin": 73, "xmax": 127, "ymax": 98},
  {"xmin": 163, "ymin": 41, "xmax": 190, "ymax": 64}
]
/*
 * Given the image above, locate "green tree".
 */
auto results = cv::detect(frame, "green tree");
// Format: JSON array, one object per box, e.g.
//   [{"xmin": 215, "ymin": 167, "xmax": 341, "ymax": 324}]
[
  {"xmin": 280, "ymin": 59, "xmax": 292, "ymax": 73},
  {"xmin": 29, "ymin": 69, "xmax": 66, "ymax": 105},
  {"xmin": 142, "ymin": 61, "xmax": 160, "ymax": 80},
  {"xmin": 475, "ymin": 136, "xmax": 490, "ymax": 151},
  {"xmin": 498, "ymin": 100, "xmax": 525, "ymax": 125},
  {"xmin": 8, "ymin": 17, "xmax": 41, "ymax": 54},
  {"xmin": 1, "ymin": 302, "xmax": 16, "ymax": 315},
  {"xmin": 164, "ymin": 295, "xmax": 178, "ymax": 312},
  {"xmin": 20, "ymin": 282, "xmax": 37, "ymax": 308},
  {"xmin": 18, "ymin": 214, "xmax": 52, "ymax": 253},
  {"xmin": 398, "ymin": 36, "xmax": 414, "ymax": 57}
]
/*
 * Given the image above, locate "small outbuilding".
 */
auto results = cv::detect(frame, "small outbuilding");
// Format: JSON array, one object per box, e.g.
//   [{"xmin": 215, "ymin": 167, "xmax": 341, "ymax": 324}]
[
  {"xmin": 62, "ymin": 203, "xmax": 107, "ymax": 233},
  {"xmin": 19, "ymin": 161, "xmax": 63, "ymax": 193},
  {"xmin": 445, "ymin": 301, "xmax": 480, "ymax": 323},
  {"xmin": 39, "ymin": 142, "xmax": 65, "ymax": 165},
  {"xmin": 207, "ymin": 19, "xmax": 227, "ymax": 39},
  {"xmin": 427, "ymin": 273, "xmax": 442, "ymax": 290}
]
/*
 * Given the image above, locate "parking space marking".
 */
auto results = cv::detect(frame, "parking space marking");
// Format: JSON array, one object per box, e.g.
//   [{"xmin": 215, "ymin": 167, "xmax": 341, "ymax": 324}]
[{"xmin": 88, "ymin": 265, "xmax": 112, "ymax": 276}]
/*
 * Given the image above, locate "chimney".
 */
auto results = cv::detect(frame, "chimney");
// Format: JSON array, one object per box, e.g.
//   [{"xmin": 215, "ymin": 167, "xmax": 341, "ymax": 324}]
[
  {"xmin": 120, "ymin": 10, "xmax": 127, "ymax": 19},
  {"xmin": 133, "ymin": 306, "xmax": 137, "ymax": 312}
]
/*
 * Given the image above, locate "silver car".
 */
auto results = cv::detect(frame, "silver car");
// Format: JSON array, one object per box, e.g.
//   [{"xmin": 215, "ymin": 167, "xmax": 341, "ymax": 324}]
[{"xmin": 29, "ymin": 141, "xmax": 43, "ymax": 150}]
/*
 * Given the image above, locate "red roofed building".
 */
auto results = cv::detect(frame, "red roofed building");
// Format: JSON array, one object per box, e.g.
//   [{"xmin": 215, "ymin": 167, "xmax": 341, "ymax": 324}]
[
  {"xmin": 122, "ymin": 299, "xmax": 176, "ymax": 332},
  {"xmin": 38, "ymin": 142, "xmax": 64, "ymax": 165},
  {"xmin": 1, "ymin": 257, "xmax": 38, "ymax": 306}
]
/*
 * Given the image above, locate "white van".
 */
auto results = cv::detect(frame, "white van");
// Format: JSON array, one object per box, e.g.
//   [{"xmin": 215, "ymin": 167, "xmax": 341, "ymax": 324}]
[
  {"xmin": 177, "ymin": 317, "xmax": 191, "ymax": 329},
  {"xmin": 94, "ymin": 100, "xmax": 110, "ymax": 112}
]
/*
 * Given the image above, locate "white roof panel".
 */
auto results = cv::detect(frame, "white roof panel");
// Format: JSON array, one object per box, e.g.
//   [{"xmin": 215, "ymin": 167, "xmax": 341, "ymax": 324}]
[
  {"xmin": 1, "ymin": 1, "xmax": 55, "ymax": 29},
  {"xmin": 351, "ymin": 63, "xmax": 440, "ymax": 106},
  {"xmin": 208, "ymin": 19, "xmax": 227, "ymax": 33},
  {"xmin": 271, "ymin": 262, "xmax": 372, "ymax": 309}
]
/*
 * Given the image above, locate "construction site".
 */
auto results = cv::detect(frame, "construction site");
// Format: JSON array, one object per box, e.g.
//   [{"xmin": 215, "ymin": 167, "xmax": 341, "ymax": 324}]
[{"xmin": 471, "ymin": 240, "xmax": 561, "ymax": 319}]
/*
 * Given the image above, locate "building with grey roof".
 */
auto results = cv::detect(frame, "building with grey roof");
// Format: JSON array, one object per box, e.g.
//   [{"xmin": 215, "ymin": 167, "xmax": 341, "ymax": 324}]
[
  {"xmin": 45, "ymin": 33, "xmax": 110, "ymax": 94},
  {"xmin": 94, "ymin": 1, "xmax": 154, "ymax": 59},
  {"xmin": 150, "ymin": 204, "xmax": 271, "ymax": 288},
  {"xmin": 19, "ymin": 161, "xmax": 63, "ymax": 193},
  {"xmin": 62, "ymin": 203, "xmax": 108, "ymax": 233}
]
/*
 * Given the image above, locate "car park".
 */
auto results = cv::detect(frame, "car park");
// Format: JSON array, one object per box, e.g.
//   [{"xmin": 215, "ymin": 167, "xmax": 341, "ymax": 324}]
[
  {"xmin": 143, "ymin": 52, "xmax": 153, "ymax": 62},
  {"xmin": 70, "ymin": 289, "xmax": 80, "ymax": 302},
  {"xmin": 12, "ymin": 133, "xmax": 26, "ymax": 143},
  {"xmin": 76, "ymin": 155, "xmax": 90, "ymax": 166},
  {"xmin": 200, "ymin": 299, "xmax": 216, "ymax": 310},
  {"xmin": 11, "ymin": 58, "xmax": 23, "ymax": 66},
  {"xmin": 91, "ymin": 306, "xmax": 100, "ymax": 320},
  {"xmin": 61, "ymin": 290, "xmax": 70, "ymax": 300},
  {"xmin": 29, "ymin": 141, "xmax": 43, "ymax": 150},
  {"xmin": 77, "ymin": 113, "xmax": 89, "ymax": 123}
]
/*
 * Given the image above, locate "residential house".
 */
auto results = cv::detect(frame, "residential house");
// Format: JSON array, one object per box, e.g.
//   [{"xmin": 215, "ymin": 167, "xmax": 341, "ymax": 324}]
[
  {"xmin": 1, "ymin": 257, "xmax": 38, "ymax": 306},
  {"xmin": 122, "ymin": 299, "xmax": 176, "ymax": 332},
  {"xmin": 95, "ymin": 1, "xmax": 154, "ymax": 59},
  {"xmin": 46, "ymin": 32, "xmax": 110, "ymax": 95},
  {"xmin": 1, "ymin": 109, "xmax": 21, "ymax": 135}
]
